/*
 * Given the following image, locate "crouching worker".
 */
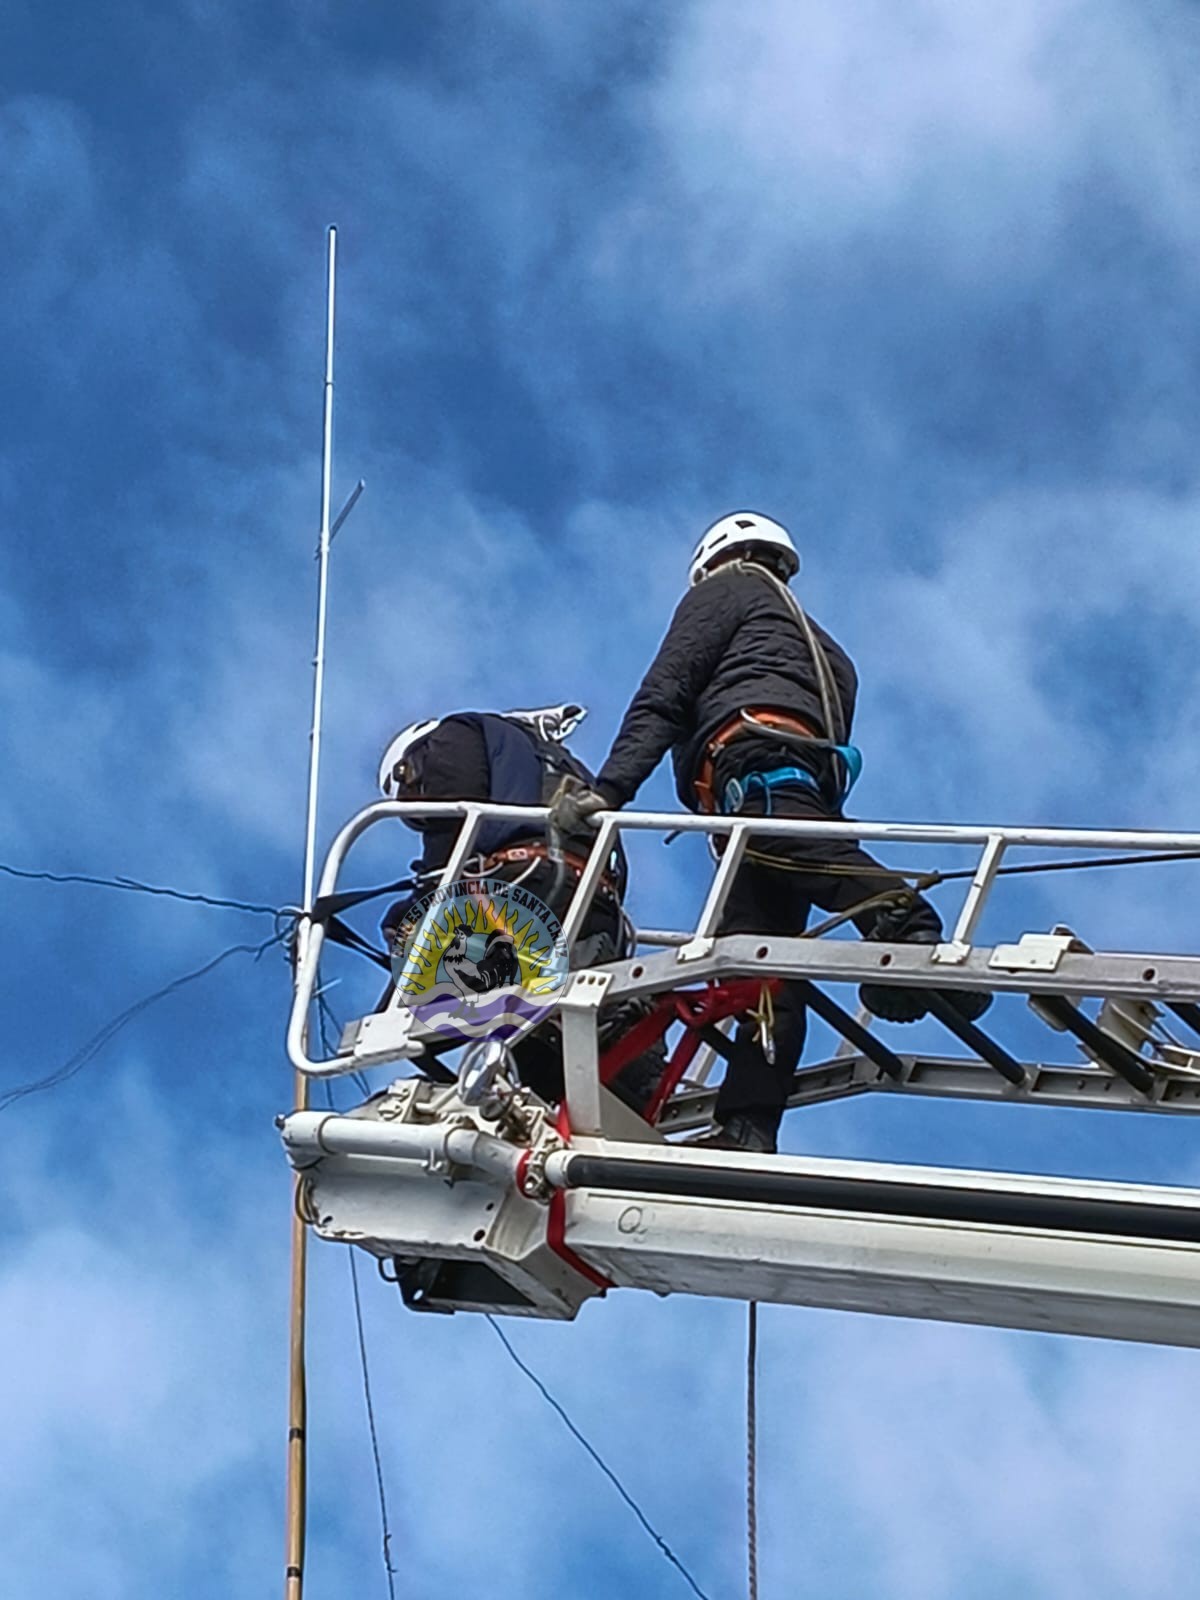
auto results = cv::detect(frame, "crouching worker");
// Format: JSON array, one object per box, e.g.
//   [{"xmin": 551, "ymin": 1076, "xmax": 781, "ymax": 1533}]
[
  {"xmin": 550, "ymin": 512, "xmax": 989, "ymax": 1154},
  {"xmin": 377, "ymin": 704, "xmax": 662, "ymax": 1111}
]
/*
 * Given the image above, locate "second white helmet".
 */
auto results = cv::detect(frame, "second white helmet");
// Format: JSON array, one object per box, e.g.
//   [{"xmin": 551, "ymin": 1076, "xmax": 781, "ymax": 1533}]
[
  {"xmin": 378, "ymin": 718, "xmax": 442, "ymax": 798},
  {"xmin": 689, "ymin": 511, "xmax": 800, "ymax": 587}
]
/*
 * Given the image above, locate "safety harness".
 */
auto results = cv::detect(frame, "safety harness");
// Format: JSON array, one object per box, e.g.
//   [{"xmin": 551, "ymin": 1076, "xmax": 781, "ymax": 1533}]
[
  {"xmin": 692, "ymin": 562, "xmax": 864, "ymax": 817},
  {"xmin": 481, "ymin": 840, "xmax": 623, "ymax": 903}
]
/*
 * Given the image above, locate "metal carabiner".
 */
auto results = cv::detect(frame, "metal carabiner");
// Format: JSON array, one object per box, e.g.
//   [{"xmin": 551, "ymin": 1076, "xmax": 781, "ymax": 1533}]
[{"xmin": 750, "ymin": 983, "xmax": 776, "ymax": 1065}]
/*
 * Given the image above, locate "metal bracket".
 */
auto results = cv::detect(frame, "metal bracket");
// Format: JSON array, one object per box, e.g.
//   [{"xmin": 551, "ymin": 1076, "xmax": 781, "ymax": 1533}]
[
  {"xmin": 933, "ymin": 941, "xmax": 971, "ymax": 966},
  {"xmin": 1098, "ymin": 998, "xmax": 1160, "ymax": 1057},
  {"xmin": 677, "ymin": 935, "xmax": 716, "ymax": 964},
  {"xmin": 1099, "ymin": 999, "xmax": 1200, "ymax": 1081},
  {"xmin": 990, "ymin": 930, "xmax": 1087, "ymax": 974},
  {"xmin": 353, "ymin": 1004, "xmax": 424, "ymax": 1065},
  {"xmin": 559, "ymin": 969, "xmax": 614, "ymax": 1136},
  {"xmin": 562, "ymin": 970, "xmax": 613, "ymax": 1007}
]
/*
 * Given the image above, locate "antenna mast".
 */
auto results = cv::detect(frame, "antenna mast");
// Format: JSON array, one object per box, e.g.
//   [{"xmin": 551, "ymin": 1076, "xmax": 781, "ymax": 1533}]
[
  {"xmin": 286, "ymin": 223, "xmax": 338, "ymax": 1600},
  {"xmin": 303, "ymin": 225, "xmax": 338, "ymax": 926}
]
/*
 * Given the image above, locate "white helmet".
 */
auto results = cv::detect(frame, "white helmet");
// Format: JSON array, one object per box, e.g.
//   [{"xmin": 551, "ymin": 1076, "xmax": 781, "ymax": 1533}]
[
  {"xmin": 378, "ymin": 718, "xmax": 441, "ymax": 798},
  {"xmin": 688, "ymin": 511, "xmax": 800, "ymax": 587}
]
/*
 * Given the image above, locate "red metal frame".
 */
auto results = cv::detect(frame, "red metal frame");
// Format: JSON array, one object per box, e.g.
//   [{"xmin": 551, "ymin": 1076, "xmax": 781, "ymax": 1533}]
[
  {"xmin": 598, "ymin": 978, "xmax": 782, "ymax": 1127},
  {"xmin": 531, "ymin": 979, "xmax": 780, "ymax": 1291}
]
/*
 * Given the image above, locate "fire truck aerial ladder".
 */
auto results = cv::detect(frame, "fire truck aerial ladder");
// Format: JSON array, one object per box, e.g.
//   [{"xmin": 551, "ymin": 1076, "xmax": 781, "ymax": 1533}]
[{"xmin": 282, "ymin": 799, "xmax": 1200, "ymax": 1349}]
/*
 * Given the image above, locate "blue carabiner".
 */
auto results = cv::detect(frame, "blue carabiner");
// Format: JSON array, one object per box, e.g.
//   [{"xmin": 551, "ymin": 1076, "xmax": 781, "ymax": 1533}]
[{"xmin": 833, "ymin": 743, "xmax": 863, "ymax": 799}]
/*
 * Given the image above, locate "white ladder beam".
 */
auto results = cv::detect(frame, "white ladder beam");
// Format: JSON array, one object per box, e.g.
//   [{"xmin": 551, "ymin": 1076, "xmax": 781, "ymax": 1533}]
[{"xmin": 547, "ymin": 1141, "xmax": 1200, "ymax": 1348}]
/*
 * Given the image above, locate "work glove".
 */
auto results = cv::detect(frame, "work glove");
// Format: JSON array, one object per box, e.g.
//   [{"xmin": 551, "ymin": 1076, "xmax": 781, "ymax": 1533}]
[{"xmin": 548, "ymin": 776, "xmax": 609, "ymax": 835}]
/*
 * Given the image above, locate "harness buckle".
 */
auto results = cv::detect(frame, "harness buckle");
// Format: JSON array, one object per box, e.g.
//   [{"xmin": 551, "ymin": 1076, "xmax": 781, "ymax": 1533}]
[
  {"xmin": 722, "ymin": 776, "xmax": 746, "ymax": 814},
  {"xmin": 721, "ymin": 766, "xmax": 821, "ymax": 816}
]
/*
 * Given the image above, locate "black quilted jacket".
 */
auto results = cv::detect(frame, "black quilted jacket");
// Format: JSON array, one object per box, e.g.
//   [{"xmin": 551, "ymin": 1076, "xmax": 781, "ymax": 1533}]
[{"xmin": 596, "ymin": 564, "xmax": 858, "ymax": 809}]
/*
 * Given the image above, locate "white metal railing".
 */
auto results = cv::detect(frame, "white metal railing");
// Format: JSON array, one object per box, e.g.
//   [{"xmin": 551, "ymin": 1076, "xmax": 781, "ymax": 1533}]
[{"xmin": 286, "ymin": 800, "xmax": 1200, "ymax": 1077}]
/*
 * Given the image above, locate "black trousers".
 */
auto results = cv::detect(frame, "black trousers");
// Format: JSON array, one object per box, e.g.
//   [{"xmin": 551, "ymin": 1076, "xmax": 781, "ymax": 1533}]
[{"xmin": 713, "ymin": 784, "xmax": 942, "ymax": 1123}]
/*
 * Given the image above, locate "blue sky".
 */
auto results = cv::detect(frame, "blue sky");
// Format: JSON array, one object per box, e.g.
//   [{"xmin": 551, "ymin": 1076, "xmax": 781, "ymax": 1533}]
[{"xmin": 6, "ymin": 2, "xmax": 1200, "ymax": 1595}]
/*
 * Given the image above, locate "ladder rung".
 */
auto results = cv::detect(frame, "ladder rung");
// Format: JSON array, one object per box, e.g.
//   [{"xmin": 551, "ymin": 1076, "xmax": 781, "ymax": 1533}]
[
  {"xmin": 796, "ymin": 981, "xmax": 906, "ymax": 1081},
  {"xmin": 925, "ymin": 993, "xmax": 1027, "ymax": 1086},
  {"xmin": 1037, "ymin": 995, "xmax": 1156, "ymax": 1095}
]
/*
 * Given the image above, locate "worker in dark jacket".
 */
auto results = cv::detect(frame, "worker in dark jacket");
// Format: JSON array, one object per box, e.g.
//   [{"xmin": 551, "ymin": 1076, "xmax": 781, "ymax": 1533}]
[
  {"xmin": 378, "ymin": 703, "xmax": 628, "ymax": 956},
  {"xmin": 550, "ymin": 511, "xmax": 988, "ymax": 1152},
  {"xmin": 378, "ymin": 704, "xmax": 660, "ymax": 1110}
]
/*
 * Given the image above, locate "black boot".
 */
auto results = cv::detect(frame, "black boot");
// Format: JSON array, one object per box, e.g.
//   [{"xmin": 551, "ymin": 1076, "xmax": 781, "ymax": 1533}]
[
  {"xmin": 695, "ymin": 1111, "xmax": 779, "ymax": 1154},
  {"xmin": 860, "ymin": 919, "xmax": 993, "ymax": 1025},
  {"xmin": 939, "ymin": 987, "xmax": 993, "ymax": 1023},
  {"xmin": 860, "ymin": 918, "xmax": 939, "ymax": 1022},
  {"xmin": 610, "ymin": 1044, "xmax": 667, "ymax": 1115}
]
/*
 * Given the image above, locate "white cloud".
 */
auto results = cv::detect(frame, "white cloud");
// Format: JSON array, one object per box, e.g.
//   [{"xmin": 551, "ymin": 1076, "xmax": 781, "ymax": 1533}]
[
  {"xmin": 8, "ymin": 7, "xmax": 1200, "ymax": 1598},
  {"xmin": 599, "ymin": 0, "xmax": 1200, "ymax": 310},
  {"xmin": 769, "ymin": 1310, "xmax": 1200, "ymax": 1599},
  {"xmin": 849, "ymin": 479, "xmax": 1200, "ymax": 829}
]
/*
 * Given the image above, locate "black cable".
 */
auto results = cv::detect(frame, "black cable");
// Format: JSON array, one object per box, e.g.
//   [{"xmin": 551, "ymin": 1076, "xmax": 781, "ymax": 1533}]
[
  {"xmin": 316, "ymin": 990, "xmax": 341, "ymax": 1057},
  {"xmin": 746, "ymin": 1302, "xmax": 759, "ymax": 1600},
  {"xmin": 348, "ymin": 1248, "xmax": 398, "ymax": 1598},
  {"xmin": 960, "ymin": 847, "xmax": 1200, "ymax": 884},
  {"xmin": 320, "ymin": 1081, "xmax": 397, "ymax": 1598},
  {"xmin": 0, "ymin": 859, "xmax": 282, "ymax": 917},
  {"xmin": 316, "ymin": 989, "xmax": 370, "ymax": 1097},
  {"xmin": 743, "ymin": 843, "xmax": 1200, "ymax": 890},
  {"xmin": 484, "ymin": 1315, "xmax": 713, "ymax": 1600},
  {"xmin": 0, "ymin": 932, "xmax": 286, "ymax": 1115}
]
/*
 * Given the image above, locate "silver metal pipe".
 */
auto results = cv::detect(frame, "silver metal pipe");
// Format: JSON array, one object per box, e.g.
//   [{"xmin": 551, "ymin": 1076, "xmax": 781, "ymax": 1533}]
[
  {"xmin": 283, "ymin": 1110, "xmax": 448, "ymax": 1164},
  {"xmin": 543, "ymin": 1148, "xmax": 573, "ymax": 1190},
  {"xmin": 445, "ymin": 1128, "xmax": 528, "ymax": 1185},
  {"xmin": 693, "ymin": 827, "xmax": 748, "ymax": 940},
  {"xmin": 601, "ymin": 811, "xmax": 1200, "ymax": 852},
  {"xmin": 560, "ymin": 815, "xmax": 620, "ymax": 949},
  {"xmin": 945, "ymin": 832, "xmax": 1007, "ymax": 952},
  {"xmin": 281, "ymin": 1111, "xmax": 525, "ymax": 1185},
  {"xmin": 436, "ymin": 806, "xmax": 485, "ymax": 887}
]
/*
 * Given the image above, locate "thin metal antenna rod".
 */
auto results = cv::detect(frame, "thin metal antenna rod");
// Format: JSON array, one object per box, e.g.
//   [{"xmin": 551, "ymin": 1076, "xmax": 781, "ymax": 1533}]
[
  {"xmin": 286, "ymin": 223, "xmax": 338, "ymax": 1600},
  {"xmin": 301, "ymin": 224, "xmax": 338, "ymax": 931}
]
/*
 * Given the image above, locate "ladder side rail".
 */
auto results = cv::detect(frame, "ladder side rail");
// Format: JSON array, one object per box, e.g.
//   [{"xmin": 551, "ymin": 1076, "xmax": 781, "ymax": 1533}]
[
  {"xmin": 832, "ymin": 1053, "xmax": 1200, "ymax": 1116},
  {"xmin": 609, "ymin": 810, "xmax": 1200, "ymax": 853},
  {"xmin": 287, "ymin": 799, "xmax": 1200, "ymax": 1076},
  {"xmin": 656, "ymin": 1052, "xmax": 1200, "ymax": 1131},
  {"xmin": 601, "ymin": 936, "xmax": 1200, "ymax": 1005}
]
